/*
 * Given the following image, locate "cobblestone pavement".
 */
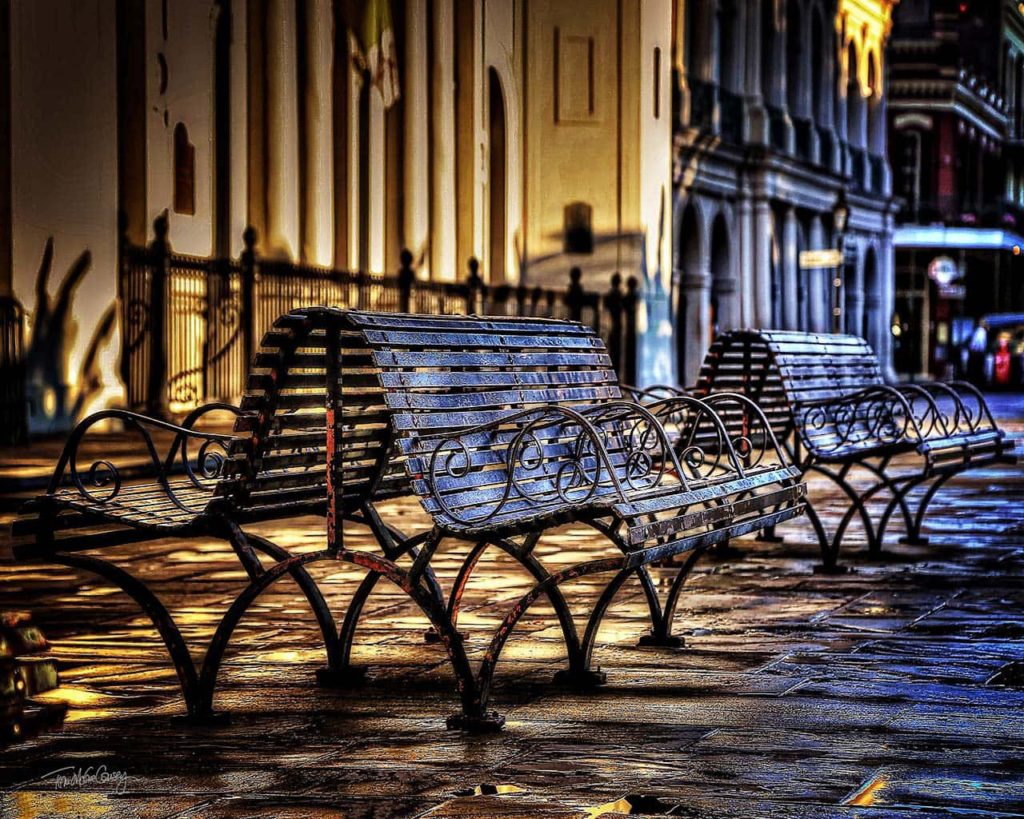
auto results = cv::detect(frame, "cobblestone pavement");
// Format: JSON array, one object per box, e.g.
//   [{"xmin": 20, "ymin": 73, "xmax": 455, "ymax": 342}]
[{"xmin": 1, "ymin": 395, "xmax": 1023, "ymax": 817}]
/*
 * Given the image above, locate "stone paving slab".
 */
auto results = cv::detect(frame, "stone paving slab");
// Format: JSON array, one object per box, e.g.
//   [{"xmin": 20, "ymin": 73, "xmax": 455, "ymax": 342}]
[{"xmin": 0, "ymin": 395, "xmax": 1022, "ymax": 816}]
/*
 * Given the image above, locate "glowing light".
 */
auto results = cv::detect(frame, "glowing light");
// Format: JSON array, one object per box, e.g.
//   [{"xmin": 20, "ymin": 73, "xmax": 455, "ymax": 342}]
[{"xmin": 1014, "ymin": 245, "xmax": 1021, "ymax": 256}]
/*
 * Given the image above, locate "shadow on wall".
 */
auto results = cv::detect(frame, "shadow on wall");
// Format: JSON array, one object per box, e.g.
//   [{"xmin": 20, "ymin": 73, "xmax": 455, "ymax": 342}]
[{"xmin": 25, "ymin": 238, "xmax": 117, "ymax": 436}]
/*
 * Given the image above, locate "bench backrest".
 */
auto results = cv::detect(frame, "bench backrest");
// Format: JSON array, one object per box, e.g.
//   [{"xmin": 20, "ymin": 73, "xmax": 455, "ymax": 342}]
[
  {"xmin": 343, "ymin": 311, "xmax": 633, "ymax": 529},
  {"xmin": 693, "ymin": 330, "xmax": 884, "ymax": 442},
  {"xmin": 344, "ymin": 311, "xmax": 776, "ymax": 533},
  {"xmin": 221, "ymin": 309, "xmax": 402, "ymax": 533}
]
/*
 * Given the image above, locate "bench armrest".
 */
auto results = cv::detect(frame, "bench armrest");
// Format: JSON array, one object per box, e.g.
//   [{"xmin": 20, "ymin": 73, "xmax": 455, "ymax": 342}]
[
  {"xmin": 893, "ymin": 381, "xmax": 1000, "ymax": 439},
  {"xmin": 45, "ymin": 407, "xmax": 248, "ymax": 513},
  {"xmin": 643, "ymin": 392, "xmax": 796, "ymax": 481},
  {"xmin": 795, "ymin": 385, "xmax": 923, "ymax": 453},
  {"xmin": 409, "ymin": 404, "xmax": 639, "ymax": 527}
]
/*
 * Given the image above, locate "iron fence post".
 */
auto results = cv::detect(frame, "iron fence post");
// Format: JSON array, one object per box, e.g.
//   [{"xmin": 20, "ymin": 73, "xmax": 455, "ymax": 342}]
[
  {"xmin": 605, "ymin": 272, "xmax": 624, "ymax": 380},
  {"xmin": 147, "ymin": 213, "xmax": 170, "ymax": 418},
  {"xmin": 623, "ymin": 275, "xmax": 639, "ymax": 387},
  {"xmin": 398, "ymin": 249, "xmax": 414, "ymax": 313},
  {"xmin": 566, "ymin": 266, "xmax": 585, "ymax": 322},
  {"xmin": 241, "ymin": 226, "xmax": 257, "ymax": 369},
  {"xmin": 466, "ymin": 257, "xmax": 483, "ymax": 315}
]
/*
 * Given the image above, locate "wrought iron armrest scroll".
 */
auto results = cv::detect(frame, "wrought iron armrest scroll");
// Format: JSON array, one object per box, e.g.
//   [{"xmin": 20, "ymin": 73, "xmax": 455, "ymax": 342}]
[
  {"xmin": 415, "ymin": 405, "xmax": 632, "ymax": 527},
  {"xmin": 642, "ymin": 393, "xmax": 768, "ymax": 483},
  {"xmin": 46, "ymin": 409, "xmax": 242, "ymax": 514},
  {"xmin": 895, "ymin": 381, "xmax": 999, "ymax": 437},
  {"xmin": 575, "ymin": 401, "xmax": 687, "ymax": 491},
  {"xmin": 795, "ymin": 386, "xmax": 923, "ymax": 453}
]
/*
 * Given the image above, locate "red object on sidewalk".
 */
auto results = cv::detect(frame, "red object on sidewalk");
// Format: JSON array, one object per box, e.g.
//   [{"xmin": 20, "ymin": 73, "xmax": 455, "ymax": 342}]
[{"xmin": 994, "ymin": 338, "xmax": 1011, "ymax": 385}]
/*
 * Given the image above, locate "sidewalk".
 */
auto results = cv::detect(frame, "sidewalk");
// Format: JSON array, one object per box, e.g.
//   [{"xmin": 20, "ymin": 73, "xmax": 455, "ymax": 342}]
[{"xmin": 0, "ymin": 396, "xmax": 1022, "ymax": 816}]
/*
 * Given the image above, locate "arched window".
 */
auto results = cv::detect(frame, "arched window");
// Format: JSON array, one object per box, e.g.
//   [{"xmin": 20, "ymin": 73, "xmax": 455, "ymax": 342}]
[
  {"xmin": 717, "ymin": 0, "xmax": 737, "ymax": 91},
  {"xmin": 786, "ymin": 3, "xmax": 804, "ymax": 115},
  {"xmin": 710, "ymin": 213, "xmax": 733, "ymax": 336},
  {"xmin": 846, "ymin": 43, "xmax": 865, "ymax": 148},
  {"xmin": 761, "ymin": 0, "xmax": 777, "ymax": 104},
  {"xmin": 867, "ymin": 51, "xmax": 884, "ymax": 155},
  {"xmin": 810, "ymin": 8, "xmax": 828, "ymax": 127}
]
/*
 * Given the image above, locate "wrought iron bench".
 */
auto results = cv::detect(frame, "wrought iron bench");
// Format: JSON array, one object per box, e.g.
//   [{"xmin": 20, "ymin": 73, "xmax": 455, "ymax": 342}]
[
  {"xmin": 8, "ymin": 313, "xmax": 420, "ymax": 722},
  {"xmin": 11, "ymin": 309, "xmax": 806, "ymax": 731},
  {"xmin": 210, "ymin": 309, "xmax": 805, "ymax": 731},
  {"xmin": 658, "ymin": 329, "xmax": 1016, "ymax": 571}
]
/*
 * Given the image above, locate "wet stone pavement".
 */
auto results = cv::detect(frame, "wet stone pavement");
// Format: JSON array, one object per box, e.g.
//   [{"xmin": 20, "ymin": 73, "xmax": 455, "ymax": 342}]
[{"xmin": 1, "ymin": 395, "xmax": 1023, "ymax": 817}]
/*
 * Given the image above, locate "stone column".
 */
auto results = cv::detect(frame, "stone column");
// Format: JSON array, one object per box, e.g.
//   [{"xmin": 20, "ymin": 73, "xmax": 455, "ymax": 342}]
[
  {"xmin": 738, "ymin": 195, "xmax": 755, "ymax": 327},
  {"xmin": 431, "ymin": 0, "xmax": 457, "ymax": 280},
  {"xmin": 265, "ymin": 0, "xmax": 301, "ymax": 259},
  {"xmin": 302, "ymin": 0, "xmax": 333, "ymax": 266},
  {"xmin": 404, "ymin": 0, "xmax": 430, "ymax": 278},
  {"xmin": 877, "ymin": 227, "xmax": 897, "ymax": 381},
  {"xmin": 808, "ymin": 215, "xmax": 827, "ymax": 333},
  {"xmin": 753, "ymin": 198, "xmax": 774, "ymax": 327},
  {"xmin": 682, "ymin": 268, "xmax": 711, "ymax": 387},
  {"xmin": 367, "ymin": 89, "xmax": 386, "ymax": 273},
  {"xmin": 782, "ymin": 207, "xmax": 799, "ymax": 329},
  {"xmin": 845, "ymin": 235, "xmax": 865, "ymax": 338}
]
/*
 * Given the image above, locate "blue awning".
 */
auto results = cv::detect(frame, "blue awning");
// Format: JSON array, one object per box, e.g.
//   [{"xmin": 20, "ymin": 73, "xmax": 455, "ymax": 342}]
[{"xmin": 893, "ymin": 226, "xmax": 1024, "ymax": 251}]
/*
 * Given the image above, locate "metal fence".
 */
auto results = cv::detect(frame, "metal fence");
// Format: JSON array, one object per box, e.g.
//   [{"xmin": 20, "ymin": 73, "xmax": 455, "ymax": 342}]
[{"xmin": 120, "ymin": 219, "xmax": 639, "ymax": 416}]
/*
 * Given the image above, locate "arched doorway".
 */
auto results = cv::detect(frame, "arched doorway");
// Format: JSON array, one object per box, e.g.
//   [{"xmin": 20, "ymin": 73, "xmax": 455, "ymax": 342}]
[
  {"xmin": 710, "ymin": 213, "xmax": 733, "ymax": 337},
  {"xmin": 487, "ymin": 68, "xmax": 506, "ymax": 284},
  {"xmin": 676, "ymin": 203, "xmax": 702, "ymax": 382}
]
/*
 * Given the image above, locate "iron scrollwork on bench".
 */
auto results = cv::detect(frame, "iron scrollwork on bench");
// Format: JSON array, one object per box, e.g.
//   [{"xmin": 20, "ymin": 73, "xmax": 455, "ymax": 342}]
[{"xmin": 47, "ymin": 405, "xmax": 243, "ymax": 512}]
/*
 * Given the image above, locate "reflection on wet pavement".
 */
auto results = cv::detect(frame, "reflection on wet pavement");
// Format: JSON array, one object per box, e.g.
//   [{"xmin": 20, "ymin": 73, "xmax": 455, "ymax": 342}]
[{"xmin": 0, "ymin": 393, "xmax": 1021, "ymax": 816}]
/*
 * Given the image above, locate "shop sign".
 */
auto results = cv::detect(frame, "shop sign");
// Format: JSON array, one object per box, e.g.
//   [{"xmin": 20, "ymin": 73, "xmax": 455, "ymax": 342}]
[{"xmin": 928, "ymin": 256, "xmax": 960, "ymax": 286}]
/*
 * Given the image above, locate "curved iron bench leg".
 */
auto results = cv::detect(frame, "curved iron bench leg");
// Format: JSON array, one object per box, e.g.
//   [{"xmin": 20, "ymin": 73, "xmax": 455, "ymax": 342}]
[
  {"xmin": 332, "ymin": 529, "xmax": 431, "ymax": 685},
  {"xmin": 805, "ymin": 464, "xmax": 881, "ymax": 570},
  {"xmin": 240, "ymin": 532, "xmax": 348, "ymax": 688},
  {"xmin": 876, "ymin": 473, "xmax": 930, "ymax": 547},
  {"xmin": 51, "ymin": 552, "xmax": 212, "ymax": 723},
  {"xmin": 850, "ymin": 458, "xmax": 915, "ymax": 549},
  {"xmin": 455, "ymin": 554, "xmax": 632, "ymax": 732},
  {"xmin": 195, "ymin": 548, "xmax": 480, "ymax": 727},
  {"xmin": 901, "ymin": 471, "xmax": 954, "ymax": 546},
  {"xmin": 626, "ymin": 549, "xmax": 703, "ymax": 651},
  {"xmin": 589, "ymin": 519, "xmax": 666, "ymax": 645}
]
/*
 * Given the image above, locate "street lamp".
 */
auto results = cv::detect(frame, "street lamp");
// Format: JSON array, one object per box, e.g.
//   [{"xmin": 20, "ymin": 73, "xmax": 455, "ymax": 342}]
[{"xmin": 832, "ymin": 192, "xmax": 850, "ymax": 334}]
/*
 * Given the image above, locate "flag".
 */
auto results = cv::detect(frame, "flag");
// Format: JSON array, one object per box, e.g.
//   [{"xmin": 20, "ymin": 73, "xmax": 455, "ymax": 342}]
[{"xmin": 349, "ymin": 0, "xmax": 400, "ymax": 109}]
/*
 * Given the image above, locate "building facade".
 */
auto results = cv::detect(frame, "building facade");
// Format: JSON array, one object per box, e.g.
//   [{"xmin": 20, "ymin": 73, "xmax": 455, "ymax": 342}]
[
  {"xmin": 888, "ymin": 0, "xmax": 1024, "ymax": 380},
  {"xmin": 0, "ymin": 0, "xmax": 674, "ymax": 428},
  {"xmin": 672, "ymin": 0, "xmax": 899, "ymax": 386}
]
